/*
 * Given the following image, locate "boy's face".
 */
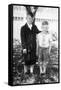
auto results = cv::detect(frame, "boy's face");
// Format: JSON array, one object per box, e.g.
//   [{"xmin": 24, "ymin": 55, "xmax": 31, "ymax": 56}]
[
  {"xmin": 26, "ymin": 15, "xmax": 33, "ymax": 25},
  {"xmin": 42, "ymin": 25, "xmax": 49, "ymax": 32}
]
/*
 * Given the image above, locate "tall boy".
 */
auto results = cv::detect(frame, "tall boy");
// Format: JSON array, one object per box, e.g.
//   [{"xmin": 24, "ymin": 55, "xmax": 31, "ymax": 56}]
[{"xmin": 21, "ymin": 12, "xmax": 40, "ymax": 75}]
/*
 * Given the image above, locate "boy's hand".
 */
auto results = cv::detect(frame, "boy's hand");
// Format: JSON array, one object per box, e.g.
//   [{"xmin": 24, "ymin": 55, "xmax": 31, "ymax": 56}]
[
  {"xmin": 23, "ymin": 49, "xmax": 27, "ymax": 53},
  {"xmin": 36, "ymin": 62, "xmax": 38, "ymax": 64}
]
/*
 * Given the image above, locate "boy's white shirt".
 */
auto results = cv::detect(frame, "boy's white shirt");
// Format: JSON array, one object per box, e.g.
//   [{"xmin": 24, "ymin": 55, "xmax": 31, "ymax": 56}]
[
  {"xmin": 27, "ymin": 23, "xmax": 32, "ymax": 30},
  {"xmin": 36, "ymin": 32, "xmax": 52, "ymax": 48},
  {"xmin": 36, "ymin": 32, "xmax": 52, "ymax": 55}
]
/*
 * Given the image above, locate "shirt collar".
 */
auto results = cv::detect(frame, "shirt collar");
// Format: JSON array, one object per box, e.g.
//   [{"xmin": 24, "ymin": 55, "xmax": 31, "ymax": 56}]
[{"xmin": 27, "ymin": 23, "xmax": 32, "ymax": 30}]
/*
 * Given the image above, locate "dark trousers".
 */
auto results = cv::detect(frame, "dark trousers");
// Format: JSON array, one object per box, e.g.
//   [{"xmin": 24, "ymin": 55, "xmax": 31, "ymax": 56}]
[{"xmin": 24, "ymin": 49, "xmax": 36, "ymax": 66}]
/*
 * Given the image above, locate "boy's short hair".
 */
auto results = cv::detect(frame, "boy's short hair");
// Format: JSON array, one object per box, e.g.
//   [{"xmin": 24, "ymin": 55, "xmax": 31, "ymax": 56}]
[
  {"xmin": 42, "ymin": 21, "xmax": 49, "ymax": 25},
  {"xmin": 27, "ymin": 12, "xmax": 34, "ymax": 18}
]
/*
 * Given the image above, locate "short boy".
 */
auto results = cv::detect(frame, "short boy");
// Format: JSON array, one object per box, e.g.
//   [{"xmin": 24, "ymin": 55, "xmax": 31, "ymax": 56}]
[{"xmin": 36, "ymin": 21, "xmax": 52, "ymax": 74}]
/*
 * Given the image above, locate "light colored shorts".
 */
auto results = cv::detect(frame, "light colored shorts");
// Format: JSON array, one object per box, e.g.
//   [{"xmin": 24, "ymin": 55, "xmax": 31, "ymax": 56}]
[{"xmin": 38, "ymin": 47, "xmax": 50, "ymax": 63}]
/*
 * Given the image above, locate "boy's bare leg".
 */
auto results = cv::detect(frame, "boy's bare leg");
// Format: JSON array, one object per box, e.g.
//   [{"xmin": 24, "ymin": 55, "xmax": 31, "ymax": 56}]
[
  {"xmin": 42, "ymin": 64, "xmax": 46, "ymax": 73},
  {"xmin": 39, "ymin": 62, "xmax": 43, "ymax": 74},
  {"xmin": 30, "ymin": 65, "xmax": 34, "ymax": 74},
  {"xmin": 24, "ymin": 65, "xmax": 27, "ymax": 74},
  {"xmin": 42, "ymin": 62, "xmax": 48, "ymax": 73}
]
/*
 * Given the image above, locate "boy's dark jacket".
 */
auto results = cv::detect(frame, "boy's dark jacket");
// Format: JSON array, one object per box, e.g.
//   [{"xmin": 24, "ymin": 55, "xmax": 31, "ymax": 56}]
[{"xmin": 21, "ymin": 23, "xmax": 40, "ymax": 65}]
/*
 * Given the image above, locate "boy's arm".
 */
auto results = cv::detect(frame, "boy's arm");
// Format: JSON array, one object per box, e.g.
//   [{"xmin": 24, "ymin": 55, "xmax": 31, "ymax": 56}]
[
  {"xmin": 49, "ymin": 41, "xmax": 51, "ymax": 54},
  {"xmin": 49, "ymin": 35, "xmax": 52, "ymax": 54},
  {"xmin": 36, "ymin": 35, "xmax": 39, "ymax": 57},
  {"xmin": 35, "ymin": 25, "xmax": 41, "ymax": 34},
  {"xmin": 21, "ymin": 27, "xmax": 27, "ymax": 53}
]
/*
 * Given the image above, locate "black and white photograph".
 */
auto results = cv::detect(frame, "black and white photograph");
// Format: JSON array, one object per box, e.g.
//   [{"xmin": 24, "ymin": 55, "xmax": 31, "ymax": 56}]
[{"xmin": 8, "ymin": 4, "xmax": 60, "ymax": 86}]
